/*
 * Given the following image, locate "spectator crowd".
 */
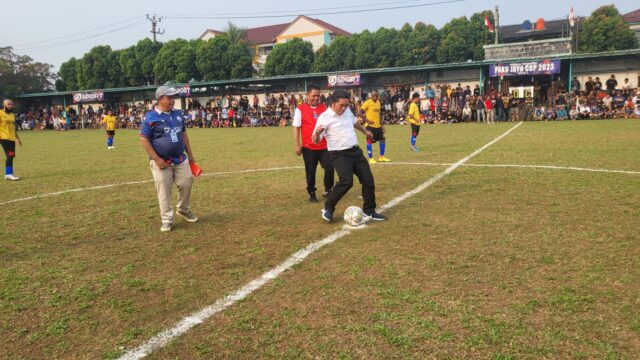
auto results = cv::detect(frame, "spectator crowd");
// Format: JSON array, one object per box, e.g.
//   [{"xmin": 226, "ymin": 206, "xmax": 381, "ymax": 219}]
[{"xmin": 14, "ymin": 75, "xmax": 640, "ymax": 131}]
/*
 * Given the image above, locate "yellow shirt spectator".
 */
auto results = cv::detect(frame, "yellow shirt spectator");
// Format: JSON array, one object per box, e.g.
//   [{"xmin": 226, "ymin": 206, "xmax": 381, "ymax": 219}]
[
  {"xmin": 0, "ymin": 109, "xmax": 17, "ymax": 141},
  {"xmin": 407, "ymin": 102, "xmax": 421, "ymax": 126},
  {"xmin": 361, "ymin": 98, "xmax": 382, "ymax": 128},
  {"xmin": 101, "ymin": 115, "xmax": 117, "ymax": 131}
]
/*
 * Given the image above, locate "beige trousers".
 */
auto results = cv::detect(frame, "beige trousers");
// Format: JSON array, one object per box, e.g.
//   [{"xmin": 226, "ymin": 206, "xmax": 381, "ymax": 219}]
[{"xmin": 149, "ymin": 160, "xmax": 193, "ymax": 224}]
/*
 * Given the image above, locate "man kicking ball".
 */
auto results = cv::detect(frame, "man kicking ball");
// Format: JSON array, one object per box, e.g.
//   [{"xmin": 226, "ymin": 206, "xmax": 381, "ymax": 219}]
[{"xmin": 312, "ymin": 90, "xmax": 386, "ymax": 222}]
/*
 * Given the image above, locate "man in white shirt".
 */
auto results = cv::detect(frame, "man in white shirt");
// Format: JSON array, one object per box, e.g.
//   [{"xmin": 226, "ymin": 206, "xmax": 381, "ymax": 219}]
[{"xmin": 312, "ymin": 90, "xmax": 386, "ymax": 222}]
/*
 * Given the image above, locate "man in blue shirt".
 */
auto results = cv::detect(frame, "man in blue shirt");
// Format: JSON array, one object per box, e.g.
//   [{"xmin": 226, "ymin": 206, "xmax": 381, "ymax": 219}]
[{"xmin": 140, "ymin": 86, "xmax": 198, "ymax": 232}]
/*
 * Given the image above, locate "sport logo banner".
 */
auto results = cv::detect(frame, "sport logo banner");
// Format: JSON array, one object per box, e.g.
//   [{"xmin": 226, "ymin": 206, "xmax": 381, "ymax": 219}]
[
  {"xmin": 327, "ymin": 73, "xmax": 361, "ymax": 87},
  {"xmin": 72, "ymin": 91, "xmax": 104, "ymax": 103},
  {"xmin": 175, "ymin": 84, "xmax": 191, "ymax": 97}
]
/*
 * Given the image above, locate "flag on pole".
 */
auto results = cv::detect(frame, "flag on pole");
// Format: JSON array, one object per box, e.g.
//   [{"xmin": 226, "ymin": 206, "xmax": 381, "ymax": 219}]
[
  {"xmin": 484, "ymin": 15, "xmax": 494, "ymax": 33},
  {"xmin": 569, "ymin": 6, "xmax": 575, "ymax": 27}
]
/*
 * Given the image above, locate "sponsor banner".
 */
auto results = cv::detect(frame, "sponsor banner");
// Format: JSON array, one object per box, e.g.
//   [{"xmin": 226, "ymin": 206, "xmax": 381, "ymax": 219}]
[
  {"xmin": 72, "ymin": 91, "xmax": 104, "ymax": 103},
  {"xmin": 490, "ymin": 59, "xmax": 561, "ymax": 77},
  {"xmin": 175, "ymin": 84, "xmax": 191, "ymax": 97},
  {"xmin": 327, "ymin": 73, "xmax": 361, "ymax": 87},
  {"xmin": 509, "ymin": 86, "xmax": 534, "ymax": 99}
]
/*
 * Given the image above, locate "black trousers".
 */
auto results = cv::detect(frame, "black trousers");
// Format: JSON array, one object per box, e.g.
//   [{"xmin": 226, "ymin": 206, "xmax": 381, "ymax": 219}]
[
  {"xmin": 302, "ymin": 147, "xmax": 334, "ymax": 194},
  {"xmin": 325, "ymin": 146, "xmax": 376, "ymax": 214},
  {"xmin": 0, "ymin": 140, "xmax": 15, "ymax": 168}
]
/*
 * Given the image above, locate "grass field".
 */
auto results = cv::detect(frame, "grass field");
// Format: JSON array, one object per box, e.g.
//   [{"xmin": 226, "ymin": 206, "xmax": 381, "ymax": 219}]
[{"xmin": 1, "ymin": 120, "xmax": 639, "ymax": 359}]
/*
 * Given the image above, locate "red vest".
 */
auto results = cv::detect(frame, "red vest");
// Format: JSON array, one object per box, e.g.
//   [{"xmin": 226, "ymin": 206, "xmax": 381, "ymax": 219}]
[{"xmin": 298, "ymin": 103, "xmax": 327, "ymax": 150}]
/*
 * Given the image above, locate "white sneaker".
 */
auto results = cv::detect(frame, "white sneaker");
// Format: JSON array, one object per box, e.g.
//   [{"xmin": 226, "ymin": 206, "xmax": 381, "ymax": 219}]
[
  {"xmin": 5, "ymin": 174, "xmax": 20, "ymax": 181},
  {"xmin": 160, "ymin": 222, "xmax": 173, "ymax": 232}
]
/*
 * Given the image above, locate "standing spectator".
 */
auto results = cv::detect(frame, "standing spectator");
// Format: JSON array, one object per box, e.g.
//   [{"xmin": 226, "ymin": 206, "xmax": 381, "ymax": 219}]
[
  {"xmin": 571, "ymin": 77, "xmax": 580, "ymax": 93},
  {"xmin": 606, "ymin": 74, "xmax": 618, "ymax": 94},
  {"xmin": 485, "ymin": 96, "xmax": 495, "ymax": 124},
  {"xmin": 594, "ymin": 77, "xmax": 603, "ymax": 91},
  {"xmin": 139, "ymin": 86, "xmax": 198, "ymax": 232},
  {"xmin": 476, "ymin": 96, "xmax": 485, "ymax": 123},
  {"xmin": 585, "ymin": 76, "xmax": 595, "ymax": 94}
]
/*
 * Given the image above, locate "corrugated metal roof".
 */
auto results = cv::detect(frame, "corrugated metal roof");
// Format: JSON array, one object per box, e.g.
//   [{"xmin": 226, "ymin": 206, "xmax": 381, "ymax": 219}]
[
  {"xmin": 624, "ymin": 9, "xmax": 640, "ymax": 23},
  {"xmin": 17, "ymin": 48, "xmax": 640, "ymax": 99}
]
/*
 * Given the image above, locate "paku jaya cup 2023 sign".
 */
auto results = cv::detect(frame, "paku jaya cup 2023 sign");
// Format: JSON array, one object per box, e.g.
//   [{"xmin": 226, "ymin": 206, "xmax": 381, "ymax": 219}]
[
  {"xmin": 327, "ymin": 73, "xmax": 361, "ymax": 87},
  {"xmin": 490, "ymin": 60, "xmax": 561, "ymax": 77}
]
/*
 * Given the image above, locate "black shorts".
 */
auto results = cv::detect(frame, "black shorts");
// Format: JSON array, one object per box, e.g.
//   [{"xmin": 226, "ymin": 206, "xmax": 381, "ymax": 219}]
[
  {"xmin": 411, "ymin": 124, "xmax": 420, "ymax": 136},
  {"xmin": 106, "ymin": 130, "xmax": 116, "ymax": 136},
  {"xmin": 366, "ymin": 126, "xmax": 385, "ymax": 143}
]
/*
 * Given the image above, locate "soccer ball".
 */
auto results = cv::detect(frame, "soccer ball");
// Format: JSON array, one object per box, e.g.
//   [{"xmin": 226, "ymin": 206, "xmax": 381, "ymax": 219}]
[{"xmin": 343, "ymin": 206, "xmax": 367, "ymax": 227}]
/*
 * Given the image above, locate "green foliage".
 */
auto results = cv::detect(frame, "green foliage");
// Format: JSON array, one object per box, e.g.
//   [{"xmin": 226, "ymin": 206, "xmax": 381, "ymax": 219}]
[
  {"xmin": 264, "ymin": 38, "xmax": 314, "ymax": 76},
  {"xmin": 75, "ymin": 45, "xmax": 121, "ymax": 89},
  {"xmin": 196, "ymin": 36, "xmax": 253, "ymax": 80},
  {"xmin": 153, "ymin": 39, "xmax": 200, "ymax": 84},
  {"xmin": 0, "ymin": 47, "xmax": 56, "ymax": 98},
  {"xmin": 578, "ymin": 5, "xmax": 638, "ymax": 53},
  {"xmin": 56, "ymin": 57, "xmax": 78, "ymax": 91}
]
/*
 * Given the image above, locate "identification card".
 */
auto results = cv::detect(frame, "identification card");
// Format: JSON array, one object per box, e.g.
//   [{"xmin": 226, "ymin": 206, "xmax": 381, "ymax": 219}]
[{"xmin": 170, "ymin": 131, "xmax": 179, "ymax": 143}]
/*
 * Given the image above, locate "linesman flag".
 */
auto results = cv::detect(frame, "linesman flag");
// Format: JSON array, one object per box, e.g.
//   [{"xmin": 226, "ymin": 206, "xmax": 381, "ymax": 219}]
[{"xmin": 484, "ymin": 15, "xmax": 494, "ymax": 33}]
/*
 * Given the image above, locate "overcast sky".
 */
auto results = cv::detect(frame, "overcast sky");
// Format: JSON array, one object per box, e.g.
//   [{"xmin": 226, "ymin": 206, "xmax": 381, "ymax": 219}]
[{"xmin": 2, "ymin": 0, "xmax": 637, "ymax": 71}]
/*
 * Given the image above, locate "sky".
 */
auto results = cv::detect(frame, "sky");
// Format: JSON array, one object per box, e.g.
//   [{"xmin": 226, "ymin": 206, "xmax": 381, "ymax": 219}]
[{"xmin": 2, "ymin": 0, "xmax": 638, "ymax": 71}]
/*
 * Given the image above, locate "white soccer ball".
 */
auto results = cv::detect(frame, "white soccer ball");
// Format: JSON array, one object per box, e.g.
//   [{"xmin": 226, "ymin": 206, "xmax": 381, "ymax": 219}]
[{"xmin": 343, "ymin": 206, "xmax": 367, "ymax": 227}]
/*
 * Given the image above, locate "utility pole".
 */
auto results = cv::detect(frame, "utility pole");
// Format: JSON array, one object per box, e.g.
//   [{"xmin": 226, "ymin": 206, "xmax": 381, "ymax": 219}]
[
  {"xmin": 494, "ymin": 5, "xmax": 499, "ymax": 45},
  {"xmin": 146, "ymin": 14, "xmax": 164, "ymax": 43},
  {"xmin": 147, "ymin": 14, "xmax": 164, "ymax": 85}
]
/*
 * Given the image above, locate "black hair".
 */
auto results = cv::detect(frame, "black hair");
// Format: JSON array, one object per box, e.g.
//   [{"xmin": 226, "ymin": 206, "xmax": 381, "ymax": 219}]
[
  {"xmin": 412, "ymin": 92, "xmax": 420, "ymax": 99},
  {"xmin": 330, "ymin": 89, "xmax": 350, "ymax": 102},
  {"xmin": 307, "ymin": 84, "xmax": 321, "ymax": 93}
]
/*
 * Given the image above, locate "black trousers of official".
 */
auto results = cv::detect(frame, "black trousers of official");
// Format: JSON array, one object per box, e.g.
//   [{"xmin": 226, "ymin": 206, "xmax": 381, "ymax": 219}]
[
  {"xmin": 302, "ymin": 147, "xmax": 334, "ymax": 195},
  {"xmin": 325, "ymin": 146, "xmax": 376, "ymax": 214}
]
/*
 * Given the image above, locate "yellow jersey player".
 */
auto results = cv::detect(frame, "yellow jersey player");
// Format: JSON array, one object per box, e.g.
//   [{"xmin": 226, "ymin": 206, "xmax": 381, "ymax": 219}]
[
  {"xmin": 407, "ymin": 93, "xmax": 421, "ymax": 152},
  {"xmin": 0, "ymin": 99, "xmax": 22, "ymax": 180},
  {"xmin": 359, "ymin": 90, "xmax": 390, "ymax": 164},
  {"xmin": 101, "ymin": 109, "xmax": 117, "ymax": 149}
]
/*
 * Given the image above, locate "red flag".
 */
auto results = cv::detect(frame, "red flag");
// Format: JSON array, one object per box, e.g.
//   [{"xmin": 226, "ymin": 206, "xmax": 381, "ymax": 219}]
[
  {"xmin": 569, "ymin": 6, "xmax": 575, "ymax": 27},
  {"xmin": 484, "ymin": 15, "xmax": 494, "ymax": 33}
]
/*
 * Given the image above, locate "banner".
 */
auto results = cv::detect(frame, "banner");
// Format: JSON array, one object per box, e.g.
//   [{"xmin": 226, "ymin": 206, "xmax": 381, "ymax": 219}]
[
  {"xmin": 509, "ymin": 86, "xmax": 534, "ymax": 99},
  {"xmin": 175, "ymin": 84, "xmax": 191, "ymax": 97},
  {"xmin": 72, "ymin": 91, "xmax": 104, "ymax": 103},
  {"xmin": 327, "ymin": 73, "xmax": 361, "ymax": 87},
  {"xmin": 490, "ymin": 60, "xmax": 561, "ymax": 77}
]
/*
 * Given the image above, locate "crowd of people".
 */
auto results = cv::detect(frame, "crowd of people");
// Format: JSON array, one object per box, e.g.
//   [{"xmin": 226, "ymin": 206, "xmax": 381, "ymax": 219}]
[{"xmin": 14, "ymin": 78, "xmax": 639, "ymax": 132}]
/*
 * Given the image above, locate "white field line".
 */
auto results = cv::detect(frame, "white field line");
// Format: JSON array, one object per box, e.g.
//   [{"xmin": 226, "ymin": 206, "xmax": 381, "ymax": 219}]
[
  {"xmin": 0, "ymin": 166, "xmax": 303, "ymax": 206},
  {"xmin": 380, "ymin": 162, "xmax": 640, "ymax": 176},
  {"xmin": 116, "ymin": 122, "xmax": 524, "ymax": 360}
]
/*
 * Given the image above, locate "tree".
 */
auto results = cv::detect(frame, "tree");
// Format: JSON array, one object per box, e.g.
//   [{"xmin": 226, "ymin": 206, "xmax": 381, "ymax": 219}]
[
  {"xmin": 468, "ymin": 11, "xmax": 496, "ymax": 60},
  {"xmin": 196, "ymin": 36, "xmax": 253, "ymax": 80},
  {"xmin": 437, "ymin": 16, "xmax": 472, "ymax": 63},
  {"xmin": 224, "ymin": 22, "xmax": 248, "ymax": 45},
  {"xmin": 76, "ymin": 45, "xmax": 121, "ymax": 89},
  {"xmin": 56, "ymin": 57, "xmax": 78, "ymax": 91},
  {"xmin": 578, "ymin": 5, "xmax": 638, "ymax": 53},
  {"xmin": 264, "ymin": 38, "xmax": 314, "ymax": 76},
  {"xmin": 154, "ymin": 39, "xmax": 201, "ymax": 84},
  {"xmin": 119, "ymin": 45, "xmax": 142, "ymax": 86},
  {"xmin": 135, "ymin": 38, "xmax": 162, "ymax": 85},
  {"xmin": 0, "ymin": 47, "xmax": 56, "ymax": 98}
]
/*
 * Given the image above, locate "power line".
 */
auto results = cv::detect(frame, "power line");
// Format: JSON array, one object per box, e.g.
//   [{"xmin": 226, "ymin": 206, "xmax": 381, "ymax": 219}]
[
  {"xmin": 147, "ymin": 14, "xmax": 165, "ymax": 43},
  {"xmin": 163, "ymin": 0, "xmax": 466, "ymax": 20},
  {"xmin": 12, "ymin": 15, "xmax": 145, "ymax": 48},
  {"xmin": 18, "ymin": 21, "xmax": 148, "ymax": 53}
]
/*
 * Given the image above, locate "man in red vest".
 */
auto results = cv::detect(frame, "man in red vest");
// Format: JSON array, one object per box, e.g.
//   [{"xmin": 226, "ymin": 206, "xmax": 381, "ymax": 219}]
[{"xmin": 293, "ymin": 85, "xmax": 334, "ymax": 202}]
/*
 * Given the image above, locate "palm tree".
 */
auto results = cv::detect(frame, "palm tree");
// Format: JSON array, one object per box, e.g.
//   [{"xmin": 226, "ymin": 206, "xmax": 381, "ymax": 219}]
[{"xmin": 224, "ymin": 22, "xmax": 248, "ymax": 45}]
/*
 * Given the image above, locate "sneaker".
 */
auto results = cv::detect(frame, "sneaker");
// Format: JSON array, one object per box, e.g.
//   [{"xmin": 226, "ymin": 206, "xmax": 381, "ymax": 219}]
[
  {"xmin": 322, "ymin": 190, "xmax": 331, "ymax": 199},
  {"xmin": 378, "ymin": 156, "xmax": 391, "ymax": 162},
  {"xmin": 308, "ymin": 192, "xmax": 319, "ymax": 203},
  {"xmin": 4, "ymin": 174, "xmax": 20, "ymax": 181},
  {"xmin": 160, "ymin": 222, "xmax": 173, "ymax": 232},
  {"xmin": 321, "ymin": 208, "xmax": 333, "ymax": 222},
  {"xmin": 410, "ymin": 146, "xmax": 421, "ymax": 153},
  {"xmin": 177, "ymin": 210, "xmax": 198, "ymax": 223},
  {"xmin": 368, "ymin": 158, "xmax": 377, "ymax": 165},
  {"xmin": 365, "ymin": 212, "xmax": 387, "ymax": 221}
]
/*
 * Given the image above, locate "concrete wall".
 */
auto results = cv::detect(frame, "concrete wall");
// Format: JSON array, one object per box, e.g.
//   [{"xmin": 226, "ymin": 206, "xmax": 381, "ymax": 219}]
[
  {"xmin": 484, "ymin": 38, "xmax": 572, "ymax": 61},
  {"xmin": 572, "ymin": 57, "xmax": 640, "ymax": 89},
  {"xmin": 276, "ymin": 17, "xmax": 327, "ymax": 51}
]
